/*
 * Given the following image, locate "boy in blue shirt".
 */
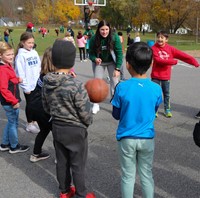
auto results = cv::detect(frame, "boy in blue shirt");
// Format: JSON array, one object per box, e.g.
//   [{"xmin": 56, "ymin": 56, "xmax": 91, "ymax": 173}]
[{"xmin": 111, "ymin": 42, "xmax": 162, "ymax": 198}]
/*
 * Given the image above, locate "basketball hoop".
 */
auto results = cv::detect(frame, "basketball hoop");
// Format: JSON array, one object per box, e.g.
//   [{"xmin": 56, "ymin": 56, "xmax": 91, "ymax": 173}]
[{"xmin": 88, "ymin": 1, "xmax": 95, "ymax": 11}]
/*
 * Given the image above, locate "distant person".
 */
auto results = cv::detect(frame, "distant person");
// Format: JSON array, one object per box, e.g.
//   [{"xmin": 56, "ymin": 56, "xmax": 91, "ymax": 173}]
[
  {"xmin": 26, "ymin": 22, "xmax": 34, "ymax": 33},
  {"xmin": 0, "ymin": 41, "xmax": 30, "ymax": 153},
  {"xmin": 76, "ymin": 31, "xmax": 87, "ymax": 62},
  {"xmin": 67, "ymin": 26, "xmax": 74, "ymax": 38},
  {"xmin": 55, "ymin": 28, "xmax": 59, "ymax": 37},
  {"xmin": 63, "ymin": 31, "xmax": 76, "ymax": 46},
  {"xmin": 126, "ymin": 25, "xmax": 132, "ymax": 35},
  {"xmin": 15, "ymin": 32, "xmax": 41, "ymax": 133},
  {"xmin": 118, "ymin": 31, "xmax": 125, "ymax": 81},
  {"xmin": 151, "ymin": 30, "xmax": 199, "ymax": 117},
  {"xmin": 134, "ymin": 32, "xmax": 141, "ymax": 43},
  {"xmin": 85, "ymin": 33, "xmax": 92, "ymax": 59},
  {"xmin": 89, "ymin": 20, "xmax": 123, "ymax": 114},
  {"xmin": 4, "ymin": 28, "xmax": 9, "ymax": 43},
  {"xmin": 42, "ymin": 39, "xmax": 95, "ymax": 198},
  {"xmin": 127, "ymin": 33, "xmax": 133, "ymax": 47},
  {"xmin": 83, "ymin": 26, "xmax": 94, "ymax": 36},
  {"xmin": 111, "ymin": 42, "xmax": 162, "ymax": 198}
]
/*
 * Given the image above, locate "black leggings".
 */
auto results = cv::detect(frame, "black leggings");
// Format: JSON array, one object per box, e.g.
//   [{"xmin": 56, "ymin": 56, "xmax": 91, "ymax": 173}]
[
  {"xmin": 31, "ymin": 106, "xmax": 52, "ymax": 154},
  {"xmin": 24, "ymin": 92, "xmax": 35, "ymax": 123},
  {"xmin": 79, "ymin": 47, "xmax": 86, "ymax": 61}
]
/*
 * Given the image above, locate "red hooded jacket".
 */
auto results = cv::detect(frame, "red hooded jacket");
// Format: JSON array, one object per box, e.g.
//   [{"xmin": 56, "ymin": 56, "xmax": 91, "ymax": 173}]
[
  {"xmin": 0, "ymin": 63, "xmax": 21, "ymax": 106},
  {"xmin": 151, "ymin": 43, "xmax": 199, "ymax": 80}
]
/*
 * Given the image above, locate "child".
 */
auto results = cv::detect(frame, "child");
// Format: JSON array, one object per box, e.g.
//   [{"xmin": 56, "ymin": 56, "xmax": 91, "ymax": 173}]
[
  {"xmin": 42, "ymin": 40, "xmax": 95, "ymax": 198},
  {"xmin": 15, "ymin": 32, "xmax": 41, "ymax": 133},
  {"xmin": 151, "ymin": 30, "xmax": 199, "ymax": 117},
  {"xmin": 117, "ymin": 31, "xmax": 125, "ymax": 81},
  {"xmin": 85, "ymin": 33, "xmax": 91, "ymax": 59},
  {"xmin": 29, "ymin": 46, "xmax": 76, "ymax": 163},
  {"xmin": 63, "ymin": 31, "xmax": 76, "ymax": 46},
  {"xmin": 134, "ymin": 32, "xmax": 141, "ymax": 43},
  {"xmin": 0, "ymin": 41, "xmax": 30, "ymax": 153},
  {"xmin": 111, "ymin": 42, "xmax": 162, "ymax": 198},
  {"xmin": 76, "ymin": 30, "xmax": 87, "ymax": 62}
]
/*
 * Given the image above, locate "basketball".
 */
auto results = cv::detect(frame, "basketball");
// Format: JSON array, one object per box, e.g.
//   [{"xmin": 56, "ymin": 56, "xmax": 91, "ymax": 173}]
[{"xmin": 85, "ymin": 78, "xmax": 109, "ymax": 103}]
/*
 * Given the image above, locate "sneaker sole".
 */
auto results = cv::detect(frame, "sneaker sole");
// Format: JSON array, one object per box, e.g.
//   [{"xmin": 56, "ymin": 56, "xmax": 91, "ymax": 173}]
[
  {"xmin": 30, "ymin": 155, "xmax": 50, "ymax": 162},
  {"xmin": 0, "ymin": 148, "xmax": 9, "ymax": 151},
  {"xmin": 9, "ymin": 147, "xmax": 30, "ymax": 154}
]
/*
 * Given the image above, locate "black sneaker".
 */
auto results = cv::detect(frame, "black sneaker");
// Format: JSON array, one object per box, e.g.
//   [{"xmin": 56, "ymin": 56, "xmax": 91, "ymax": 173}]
[
  {"xmin": 30, "ymin": 152, "xmax": 50, "ymax": 162},
  {"xmin": 0, "ymin": 144, "xmax": 10, "ymax": 151},
  {"xmin": 195, "ymin": 111, "xmax": 200, "ymax": 119},
  {"xmin": 9, "ymin": 144, "xmax": 30, "ymax": 154}
]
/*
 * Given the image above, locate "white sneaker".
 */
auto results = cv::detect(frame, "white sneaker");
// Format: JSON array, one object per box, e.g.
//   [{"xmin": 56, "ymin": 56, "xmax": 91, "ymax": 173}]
[
  {"xmin": 92, "ymin": 103, "xmax": 100, "ymax": 114},
  {"xmin": 33, "ymin": 121, "xmax": 40, "ymax": 130},
  {"xmin": 26, "ymin": 123, "xmax": 40, "ymax": 134}
]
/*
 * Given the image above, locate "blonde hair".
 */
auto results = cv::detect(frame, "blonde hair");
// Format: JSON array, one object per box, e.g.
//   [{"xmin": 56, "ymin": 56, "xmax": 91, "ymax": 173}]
[
  {"xmin": 135, "ymin": 32, "xmax": 140, "ymax": 37},
  {"xmin": 0, "ymin": 41, "xmax": 13, "ymax": 56},
  {"xmin": 40, "ymin": 46, "xmax": 56, "ymax": 75},
  {"xmin": 65, "ymin": 32, "xmax": 71, "ymax": 37}
]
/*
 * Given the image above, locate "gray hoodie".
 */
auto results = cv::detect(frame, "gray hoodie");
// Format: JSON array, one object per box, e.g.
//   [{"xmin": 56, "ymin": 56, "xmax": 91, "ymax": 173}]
[{"xmin": 42, "ymin": 72, "xmax": 93, "ymax": 128}]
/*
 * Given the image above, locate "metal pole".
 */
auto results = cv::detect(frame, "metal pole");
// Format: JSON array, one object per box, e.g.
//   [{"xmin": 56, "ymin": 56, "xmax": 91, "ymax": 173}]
[{"xmin": 196, "ymin": 17, "xmax": 199, "ymax": 44}]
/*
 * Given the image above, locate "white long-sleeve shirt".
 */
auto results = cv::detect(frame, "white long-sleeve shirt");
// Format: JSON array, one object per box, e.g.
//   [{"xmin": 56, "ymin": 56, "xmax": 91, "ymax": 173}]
[{"xmin": 15, "ymin": 48, "xmax": 41, "ymax": 93}]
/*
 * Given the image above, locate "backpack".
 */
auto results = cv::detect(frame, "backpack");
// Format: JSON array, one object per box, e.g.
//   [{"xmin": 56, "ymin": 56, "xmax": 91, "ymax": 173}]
[{"xmin": 193, "ymin": 121, "xmax": 200, "ymax": 147}]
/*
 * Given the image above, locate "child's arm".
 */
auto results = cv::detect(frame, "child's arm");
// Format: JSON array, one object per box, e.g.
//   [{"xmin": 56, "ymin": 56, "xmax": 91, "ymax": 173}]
[
  {"xmin": 112, "ymin": 106, "xmax": 120, "ymax": 120},
  {"xmin": 15, "ymin": 57, "xmax": 30, "ymax": 93},
  {"xmin": 75, "ymin": 84, "xmax": 93, "ymax": 127},
  {"xmin": 172, "ymin": 47, "xmax": 199, "ymax": 67}
]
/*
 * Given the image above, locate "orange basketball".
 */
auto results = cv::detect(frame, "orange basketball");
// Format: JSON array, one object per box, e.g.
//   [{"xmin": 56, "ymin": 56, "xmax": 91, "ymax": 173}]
[{"xmin": 85, "ymin": 78, "xmax": 109, "ymax": 103}]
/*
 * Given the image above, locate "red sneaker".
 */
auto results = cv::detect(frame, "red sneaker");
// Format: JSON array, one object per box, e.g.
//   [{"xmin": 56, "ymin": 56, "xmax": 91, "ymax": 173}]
[
  {"xmin": 86, "ymin": 192, "xmax": 96, "ymax": 198},
  {"xmin": 59, "ymin": 186, "xmax": 76, "ymax": 198},
  {"xmin": 69, "ymin": 186, "xmax": 76, "ymax": 197}
]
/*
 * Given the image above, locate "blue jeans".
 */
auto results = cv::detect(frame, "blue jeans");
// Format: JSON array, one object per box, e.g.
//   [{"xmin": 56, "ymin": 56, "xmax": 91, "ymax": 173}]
[
  {"xmin": 118, "ymin": 138, "xmax": 154, "ymax": 198},
  {"xmin": 152, "ymin": 79, "xmax": 170, "ymax": 111},
  {"xmin": 2, "ymin": 105, "xmax": 19, "ymax": 148}
]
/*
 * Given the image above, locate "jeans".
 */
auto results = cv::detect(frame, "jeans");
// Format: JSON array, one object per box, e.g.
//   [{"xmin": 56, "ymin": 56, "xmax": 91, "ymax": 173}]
[
  {"xmin": 118, "ymin": 138, "xmax": 154, "ymax": 198},
  {"xmin": 2, "ymin": 105, "xmax": 19, "ymax": 148},
  {"xmin": 152, "ymin": 78, "xmax": 170, "ymax": 111}
]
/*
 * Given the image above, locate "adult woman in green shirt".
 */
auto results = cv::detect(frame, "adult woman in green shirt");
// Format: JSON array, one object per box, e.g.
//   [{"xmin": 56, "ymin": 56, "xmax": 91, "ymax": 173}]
[{"xmin": 89, "ymin": 20, "xmax": 123, "ymax": 114}]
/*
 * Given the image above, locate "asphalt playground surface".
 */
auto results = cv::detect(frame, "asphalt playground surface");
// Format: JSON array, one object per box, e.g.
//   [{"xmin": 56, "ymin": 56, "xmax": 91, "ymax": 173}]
[{"xmin": 0, "ymin": 56, "xmax": 200, "ymax": 198}]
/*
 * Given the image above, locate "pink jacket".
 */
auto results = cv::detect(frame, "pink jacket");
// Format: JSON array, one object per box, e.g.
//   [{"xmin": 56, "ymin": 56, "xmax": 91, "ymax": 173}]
[{"xmin": 76, "ymin": 36, "xmax": 86, "ymax": 48}]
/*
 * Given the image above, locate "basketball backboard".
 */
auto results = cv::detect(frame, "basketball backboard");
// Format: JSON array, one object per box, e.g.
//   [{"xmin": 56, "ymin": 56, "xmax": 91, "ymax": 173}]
[{"xmin": 74, "ymin": 0, "xmax": 106, "ymax": 6}]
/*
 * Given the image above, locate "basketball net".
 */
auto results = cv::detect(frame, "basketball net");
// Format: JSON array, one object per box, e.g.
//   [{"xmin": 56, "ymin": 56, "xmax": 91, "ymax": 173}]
[{"xmin": 88, "ymin": 1, "xmax": 95, "ymax": 11}]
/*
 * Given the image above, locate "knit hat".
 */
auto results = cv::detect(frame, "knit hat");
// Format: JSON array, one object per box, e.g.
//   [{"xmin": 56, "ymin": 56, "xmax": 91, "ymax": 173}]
[{"xmin": 52, "ymin": 39, "xmax": 76, "ymax": 69}]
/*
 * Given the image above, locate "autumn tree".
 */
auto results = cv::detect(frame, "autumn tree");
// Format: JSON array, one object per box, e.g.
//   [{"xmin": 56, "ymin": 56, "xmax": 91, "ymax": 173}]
[
  {"xmin": 53, "ymin": 0, "xmax": 81, "ymax": 24},
  {"xmin": 138, "ymin": 0, "xmax": 200, "ymax": 33}
]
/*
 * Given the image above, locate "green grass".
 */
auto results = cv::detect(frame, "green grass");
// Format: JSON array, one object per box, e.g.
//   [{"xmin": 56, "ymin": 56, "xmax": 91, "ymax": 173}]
[{"xmin": 0, "ymin": 27, "xmax": 199, "ymax": 55}]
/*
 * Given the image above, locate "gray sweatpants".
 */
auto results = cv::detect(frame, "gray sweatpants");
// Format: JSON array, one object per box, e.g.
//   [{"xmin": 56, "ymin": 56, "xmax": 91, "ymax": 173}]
[{"xmin": 92, "ymin": 61, "xmax": 119, "ymax": 96}]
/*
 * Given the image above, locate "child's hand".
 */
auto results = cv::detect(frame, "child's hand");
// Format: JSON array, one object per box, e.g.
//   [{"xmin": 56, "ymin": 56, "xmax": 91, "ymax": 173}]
[
  {"xmin": 68, "ymin": 71, "xmax": 77, "ymax": 78},
  {"xmin": 18, "ymin": 77, "xmax": 23, "ymax": 83},
  {"xmin": 13, "ymin": 103, "xmax": 20, "ymax": 109},
  {"xmin": 95, "ymin": 58, "xmax": 102, "ymax": 65}
]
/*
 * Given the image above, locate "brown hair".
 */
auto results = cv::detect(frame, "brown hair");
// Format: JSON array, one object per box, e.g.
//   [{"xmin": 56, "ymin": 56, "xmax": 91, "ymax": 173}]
[
  {"xmin": 15, "ymin": 32, "xmax": 35, "ymax": 56},
  {"xmin": 40, "ymin": 46, "xmax": 56, "ymax": 75}
]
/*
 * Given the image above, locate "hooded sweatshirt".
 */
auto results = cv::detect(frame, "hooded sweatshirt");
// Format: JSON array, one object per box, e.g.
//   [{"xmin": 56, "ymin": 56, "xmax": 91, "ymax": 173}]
[
  {"xmin": 15, "ymin": 48, "xmax": 41, "ymax": 93},
  {"xmin": 151, "ymin": 43, "xmax": 199, "ymax": 80},
  {"xmin": 42, "ymin": 73, "xmax": 93, "ymax": 128},
  {"xmin": 0, "ymin": 63, "xmax": 21, "ymax": 106}
]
